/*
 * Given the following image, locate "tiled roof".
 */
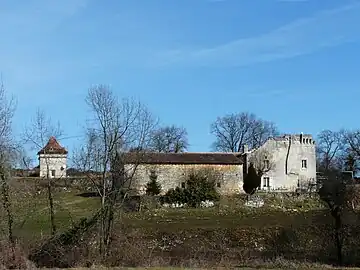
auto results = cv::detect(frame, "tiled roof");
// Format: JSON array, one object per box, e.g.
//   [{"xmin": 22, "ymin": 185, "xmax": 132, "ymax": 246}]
[
  {"xmin": 122, "ymin": 152, "xmax": 243, "ymax": 165},
  {"xmin": 37, "ymin": 136, "xmax": 68, "ymax": 155}
]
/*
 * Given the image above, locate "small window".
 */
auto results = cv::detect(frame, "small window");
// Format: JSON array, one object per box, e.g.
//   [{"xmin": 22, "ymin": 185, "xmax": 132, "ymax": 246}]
[
  {"xmin": 181, "ymin": 182, "xmax": 185, "ymax": 188},
  {"xmin": 217, "ymin": 182, "xmax": 221, "ymax": 188},
  {"xmin": 263, "ymin": 177, "xmax": 270, "ymax": 187},
  {"xmin": 302, "ymin": 159, "xmax": 307, "ymax": 169},
  {"xmin": 51, "ymin": 170, "xmax": 56, "ymax": 177}
]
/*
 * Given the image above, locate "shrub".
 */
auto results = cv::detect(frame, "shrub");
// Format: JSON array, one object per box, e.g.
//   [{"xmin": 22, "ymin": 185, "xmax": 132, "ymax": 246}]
[
  {"xmin": 161, "ymin": 169, "xmax": 220, "ymax": 207},
  {"xmin": 161, "ymin": 187, "xmax": 185, "ymax": 205},
  {"xmin": 145, "ymin": 170, "xmax": 161, "ymax": 196}
]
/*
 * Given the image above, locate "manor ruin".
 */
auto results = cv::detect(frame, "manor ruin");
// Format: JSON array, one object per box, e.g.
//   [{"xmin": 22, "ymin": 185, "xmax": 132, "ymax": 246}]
[{"xmin": 124, "ymin": 133, "xmax": 317, "ymax": 195}]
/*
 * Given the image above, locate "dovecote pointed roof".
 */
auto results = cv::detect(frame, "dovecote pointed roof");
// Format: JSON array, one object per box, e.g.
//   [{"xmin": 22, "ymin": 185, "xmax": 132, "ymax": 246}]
[{"xmin": 37, "ymin": 136, "xmax": 68, "ymax": 155}]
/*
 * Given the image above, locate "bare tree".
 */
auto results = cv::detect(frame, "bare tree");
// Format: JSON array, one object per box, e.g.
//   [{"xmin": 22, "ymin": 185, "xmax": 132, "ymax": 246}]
[
  {"xmin": 316, "ymin": 130, "xmax": 343, "ymax": 172},
  {"xmin": 250, "ymin": 119, "xmax": 278, "ymax": 150},
  {"xmin": 248, "ymin": 148, "xmax": 275, "ymax": 177},
  {"xmin": 0, "ymin": 80, "xmax": 17, "ymax": 250},
  {"xmin": 150, "ymin": 125, "xmax": 189, "ymax": 153},
  {"xmin": 341, "ymin": 130, "xmax": 360, "ymax": 173},
  {"xmin": 74, "ymin": 85, "xmax": 157, "ymax": 256},
  {"xmin": 73, "ymin": 128, "xmax": 104, "ymax": 174},
  {"xmin": 343, "ymin": 130, "xmax": 360, "ymax": 158},
  {"xmin": 22, "ymin": 108, "xmax": 63, "ymax": 236},
  {"xmin": 210, "ymin": 112, "xmax": 278, "ymax": 152},
  {"xmin": 343, "ymin": 151, "xmax": 359, "ymax": 174},
  {"xmin": 318, "ymin": 171, "xmax": 356, "ymax": 266},
  {"xmin": 12, "ymin": 146, "xmax": 34, "ymax": 173}
]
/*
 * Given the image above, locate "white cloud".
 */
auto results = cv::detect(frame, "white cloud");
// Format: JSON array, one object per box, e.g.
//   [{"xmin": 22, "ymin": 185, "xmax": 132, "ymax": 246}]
[{"xmin": 154, "ymin": 2, "xmax": 360, "ymax": 68}]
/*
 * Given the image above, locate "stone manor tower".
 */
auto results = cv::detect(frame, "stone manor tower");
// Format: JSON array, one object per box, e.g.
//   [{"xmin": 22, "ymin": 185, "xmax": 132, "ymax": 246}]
[{"xmin": 37, "ymin": 136, "xmax": 68, "ymax": 178}]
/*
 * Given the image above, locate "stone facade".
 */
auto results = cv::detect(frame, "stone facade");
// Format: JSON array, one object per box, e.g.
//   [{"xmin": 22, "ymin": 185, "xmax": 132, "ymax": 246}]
[
  {"xmin": 244, "ymin": 134, "xmax": 317, "ymax": 192},
  {"xmin": 39, "ymin": 153, "xmax": 67, "ymax": 178},
  {"xmin": 37, "ymin": 137, "xmax": 68, "ymax": 178},
  {"xmin": 123, "ymin": 152, "xmax": 243, "ymax": 195},
  {"xmin": 127, "ymin": 163, "xmax": 243, "ymax": 195},
  {"xmin": 121, "ymin": 133, "xmax": 317, "ymax": 195}
]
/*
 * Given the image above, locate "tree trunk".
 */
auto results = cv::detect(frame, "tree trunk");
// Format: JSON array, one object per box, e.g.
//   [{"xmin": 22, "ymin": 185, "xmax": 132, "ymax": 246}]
[
  {"xmin": 47, "ymin": 178, "xmax": 56, "ymax": 236},
  {"xmin": 0, "ymin": 169, "xmax": 15, "ymax": 262},
  {"xmin": 102, "ymin": 178, "xmax": 122, "ymax": 258},
  {"xmin": 46, "ymin": 164, "xmax": 56, "ymax": 236},
  {"xmin": 1, "ymin": 174, "xmax": 14, "ymax": 244},
  {"xmin": 333, "ymin": 210, "xmax": 343, "ymax": 265}
]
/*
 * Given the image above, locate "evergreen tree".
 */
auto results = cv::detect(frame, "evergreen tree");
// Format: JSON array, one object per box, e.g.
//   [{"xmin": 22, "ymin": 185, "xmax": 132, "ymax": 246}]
[
  {"xmin": 145, "ymin": 170, "xmax": 162, "ymax": 195},
  {"xmin": 243, "ymin": 163, "xmax": 261, "ymax": 195}
]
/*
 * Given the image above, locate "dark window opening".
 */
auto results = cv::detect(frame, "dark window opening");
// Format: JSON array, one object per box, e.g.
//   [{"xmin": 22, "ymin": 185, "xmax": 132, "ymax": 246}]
[
  {"xmin": 263, "ymin": 177, "xmax": 270, "ymax": 187},
  {"xmin": 217, "ymin": 182, "xmax": 221, "ymax": 188},
  {"xmin": 51, "ymin": 170, "xmax": 56, "ymax": 177},
  {"xmin": 181, "ymin": 182, "xmax": 185, "ymax": 188},
  {"xmin": 302, "ymin": 159, "xmax": 307, "ymax": 168}
]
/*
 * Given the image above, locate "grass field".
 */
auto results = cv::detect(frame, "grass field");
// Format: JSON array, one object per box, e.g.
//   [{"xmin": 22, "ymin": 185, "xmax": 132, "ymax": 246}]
[
  {"xmin": 2, "ymin": 179, "xmax": 99, "ymax": 241},
  {"xmin": 1, "ymin": 178, "xmax": 360, "ymax": 269}
]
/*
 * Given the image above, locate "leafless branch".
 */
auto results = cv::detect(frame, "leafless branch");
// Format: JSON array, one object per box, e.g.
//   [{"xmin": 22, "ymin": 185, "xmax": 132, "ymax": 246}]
[
  {"xmin": 316, "ymin": 130, "xmax": 343, "ymax": 172},
  {"xmin": 248, "ymin": 148, "xmax": 275, "ymax": 177},
  {"xmin": 150, "ymin": 125, "xmax": 188, "ymax": 153},
  {"xmin": 22, "ymin": 108, "xmax": 63, "ymax": 151},
  {"xmin": 74, "ymin": 84, "xmax": 157, "ymax": 257},
  {"xmin": 0, "ymin": 80, "xmax": 17, "ymax": 253},
  {"xmin": 22, "ymin": 108, "xmax": 64, "ymax": 236},
  {"xmin": 210, "ymin": 112, "xmax": 278, "ymax": 152},
  {"xmin": 343, "ymin": 130, "xmax": 360, "ymax": 158}
]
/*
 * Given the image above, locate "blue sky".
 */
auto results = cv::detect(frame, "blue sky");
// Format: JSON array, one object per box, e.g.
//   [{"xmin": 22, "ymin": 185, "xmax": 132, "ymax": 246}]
[{"xmin": 1, "ymin": 0, "xmax": 360, "ymax": 160}]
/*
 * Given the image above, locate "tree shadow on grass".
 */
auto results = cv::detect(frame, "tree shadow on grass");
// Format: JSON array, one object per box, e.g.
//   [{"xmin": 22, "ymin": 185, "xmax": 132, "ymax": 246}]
[
  {"xmin": 75, "ymin": 192, "xmax": 141, "ymax": 212},
  {"xmin": 76, "ymin": 192, "xmax": 100, "ymax": 198}
]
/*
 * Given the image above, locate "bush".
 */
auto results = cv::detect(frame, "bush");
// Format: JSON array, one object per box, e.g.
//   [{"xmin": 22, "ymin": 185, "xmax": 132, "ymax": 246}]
[
  {"xmin": 161, "ymin": 187, "xmax": 185, "ymax": 205},
  {"xmin": 0, "ymin": 241, "xmax": 33, "ymax": 269},
  {"xmin": 161, "ymin": 170, "xmax": 220, "ymax": 207},
  {"xmin": 145, "ymin": 170, "xmax": 162, "ymax": 196}
]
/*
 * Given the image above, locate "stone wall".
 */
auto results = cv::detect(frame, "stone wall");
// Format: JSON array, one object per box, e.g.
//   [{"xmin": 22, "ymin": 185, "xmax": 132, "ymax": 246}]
[
  {"xmin": 247, "ymin": 134, "xmax": 317, "ymax": 192},
  {"xmin": 125, "ymin": 163, "xmax": 244, "ymax": 195},
  {"xmin": 39, "ymin": 154, "xmax": 67, "ymax": 178}
]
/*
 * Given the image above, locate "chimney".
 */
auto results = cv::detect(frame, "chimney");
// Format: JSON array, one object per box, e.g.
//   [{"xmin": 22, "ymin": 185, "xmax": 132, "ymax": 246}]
[{"xmin": 243, "ymin": 144, "xmax": 248, "ymax": 153}]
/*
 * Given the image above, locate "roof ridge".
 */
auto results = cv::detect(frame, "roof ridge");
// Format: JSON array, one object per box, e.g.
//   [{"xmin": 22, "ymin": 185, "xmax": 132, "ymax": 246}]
[{"xmin": 37, "ymin": 136, "xmax": 68, "ymax": 155}]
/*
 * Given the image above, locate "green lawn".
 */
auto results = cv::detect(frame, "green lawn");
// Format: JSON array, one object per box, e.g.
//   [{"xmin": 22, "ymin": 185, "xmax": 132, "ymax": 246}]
[{"xmin": 0, "ymin": 179, "xmax": 100, "ymax": 241}]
